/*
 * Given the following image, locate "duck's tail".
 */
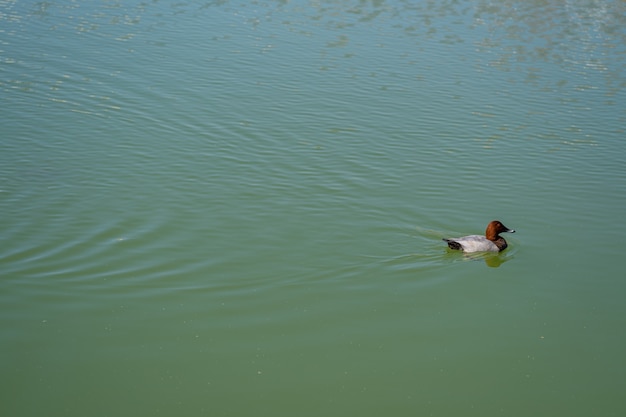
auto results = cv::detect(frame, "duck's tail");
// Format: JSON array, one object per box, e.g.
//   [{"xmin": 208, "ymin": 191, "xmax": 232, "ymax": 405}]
[{"xmin": 443, "ymin": 238, "xmax": 462, "ymax": 251}]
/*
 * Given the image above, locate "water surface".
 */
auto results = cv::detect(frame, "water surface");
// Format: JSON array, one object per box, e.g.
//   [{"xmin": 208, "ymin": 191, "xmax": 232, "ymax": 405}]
[{"xmin": 1, "ymin": 1, "xmax": 626, "ymax": 416}]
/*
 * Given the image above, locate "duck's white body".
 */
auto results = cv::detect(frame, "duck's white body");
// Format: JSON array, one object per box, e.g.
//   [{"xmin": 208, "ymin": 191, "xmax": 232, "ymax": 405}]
[{"xmin": 444, "ymin": 235, "xmax": 501, "ymax": 252}]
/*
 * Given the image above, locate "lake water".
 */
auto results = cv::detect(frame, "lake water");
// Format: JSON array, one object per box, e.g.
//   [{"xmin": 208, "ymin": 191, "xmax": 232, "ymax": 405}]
[{"xmin": 2, "ymin": 1, "xmax": 626, "ymax": 416}]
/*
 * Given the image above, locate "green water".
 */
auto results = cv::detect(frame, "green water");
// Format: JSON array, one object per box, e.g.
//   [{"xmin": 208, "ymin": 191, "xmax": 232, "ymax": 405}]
[{"xmin": 2, "ymin": 1, "xmax": 626, "ymax": 416}]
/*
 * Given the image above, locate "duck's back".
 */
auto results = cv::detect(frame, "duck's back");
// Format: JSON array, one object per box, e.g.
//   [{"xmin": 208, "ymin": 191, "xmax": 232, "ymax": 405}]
[{"xmin": 444, "ymin": 235, "xmax": 499, "ymax": 252}]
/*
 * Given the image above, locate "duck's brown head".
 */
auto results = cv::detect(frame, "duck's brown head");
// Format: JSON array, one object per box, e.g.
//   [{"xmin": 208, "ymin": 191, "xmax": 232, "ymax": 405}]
[{"xmin": 485, "ymin": 220, "xmax": 515, "ymax": 241}]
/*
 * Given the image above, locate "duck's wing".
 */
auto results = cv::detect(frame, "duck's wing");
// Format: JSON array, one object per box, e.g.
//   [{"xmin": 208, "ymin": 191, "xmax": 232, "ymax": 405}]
[{"xmin": 444, "ymin": 235, "xmax": 498, "ymax": 252}]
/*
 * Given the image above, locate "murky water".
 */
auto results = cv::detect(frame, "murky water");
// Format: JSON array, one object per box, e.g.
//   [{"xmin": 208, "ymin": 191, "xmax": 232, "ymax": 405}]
[{"xmin": 2, "ymin": 1, "xmax": 625, "ymax": 416}]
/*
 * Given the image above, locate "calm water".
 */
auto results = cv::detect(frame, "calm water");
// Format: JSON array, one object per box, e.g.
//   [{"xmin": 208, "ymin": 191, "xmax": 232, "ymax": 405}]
[{"xmin": 2, "ymin": 0, "xmax": 626, "ymax": 416}]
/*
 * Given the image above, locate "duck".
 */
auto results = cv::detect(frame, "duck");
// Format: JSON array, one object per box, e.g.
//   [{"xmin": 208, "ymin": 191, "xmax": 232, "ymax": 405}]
[{"xmin": 443, "ymin": 220, "xmax": 515, "ymax": 253}]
